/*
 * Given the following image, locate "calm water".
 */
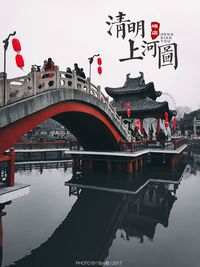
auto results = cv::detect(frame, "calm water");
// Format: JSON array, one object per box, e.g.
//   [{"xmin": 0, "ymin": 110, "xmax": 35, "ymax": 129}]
[{"xmin": 1, "ymin": 152, "xmax": 200, "ymax": 267}]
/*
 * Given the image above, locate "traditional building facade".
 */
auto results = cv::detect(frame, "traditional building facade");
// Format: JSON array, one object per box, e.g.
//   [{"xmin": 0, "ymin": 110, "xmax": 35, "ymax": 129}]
[
  {"xmin": 180, "ymin": 108, "xmax": 200, "ymax": 136},
  {"xmin": 105, "ymin": 72, "xmax": 176, "ymax": 139}
]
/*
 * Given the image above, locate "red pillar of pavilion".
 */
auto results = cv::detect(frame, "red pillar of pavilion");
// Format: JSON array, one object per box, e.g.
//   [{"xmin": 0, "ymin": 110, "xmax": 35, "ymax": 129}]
[{"xmin": 156, "ymin": 118, "xmax": 160, "ymax": 135}]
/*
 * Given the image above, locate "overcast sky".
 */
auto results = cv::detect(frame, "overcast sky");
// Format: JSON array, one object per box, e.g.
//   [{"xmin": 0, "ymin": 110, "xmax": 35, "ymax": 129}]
[{"xmin": 0, "ymin": 0, "xmax": 199, "ymax": 110}]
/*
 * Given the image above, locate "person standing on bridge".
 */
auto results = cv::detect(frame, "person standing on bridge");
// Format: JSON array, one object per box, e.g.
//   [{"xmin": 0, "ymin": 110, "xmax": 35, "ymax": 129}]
[
  {"xmin": 45, "ymin": 58, "xmax": 55, "ymax": 78},
  {"xmin": 74, "ymin": 63, "xmax": 81, "ymax": 76},
  {"xmin": 42, "ymin": 60, "xmax": 47, "ymax": 72}
]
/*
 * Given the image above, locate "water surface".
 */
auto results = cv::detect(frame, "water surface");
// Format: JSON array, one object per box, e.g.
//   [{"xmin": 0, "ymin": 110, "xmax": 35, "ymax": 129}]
[{"xmin": 1, "ymin": 153, "xmax": 200, "ymax": 267}]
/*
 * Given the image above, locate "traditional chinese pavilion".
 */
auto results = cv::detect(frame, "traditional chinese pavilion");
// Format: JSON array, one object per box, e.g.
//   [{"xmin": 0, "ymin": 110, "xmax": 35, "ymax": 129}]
[{"xmin": 105, "ymin": 72, "xmax": 176, "ymax": 138}]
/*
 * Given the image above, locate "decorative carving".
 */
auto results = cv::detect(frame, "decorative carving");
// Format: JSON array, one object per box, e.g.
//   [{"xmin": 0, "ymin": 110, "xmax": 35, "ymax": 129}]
[{"xmin": 124, "ymin": 72, "xmax": 145, "ymax": 88}]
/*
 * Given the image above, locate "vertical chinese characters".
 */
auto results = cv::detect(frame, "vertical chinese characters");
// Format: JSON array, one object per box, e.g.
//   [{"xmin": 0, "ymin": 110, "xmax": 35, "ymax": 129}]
[{"xmin": 106, "ymin": 12, "xmax": 178, "ymax": 69}]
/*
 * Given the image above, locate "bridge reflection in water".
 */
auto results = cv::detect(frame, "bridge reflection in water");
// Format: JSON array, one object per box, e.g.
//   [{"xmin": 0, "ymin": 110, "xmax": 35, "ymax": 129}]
[{"xmin": 1, "ymin": 160, "xmax": 187, "ymax": 267}]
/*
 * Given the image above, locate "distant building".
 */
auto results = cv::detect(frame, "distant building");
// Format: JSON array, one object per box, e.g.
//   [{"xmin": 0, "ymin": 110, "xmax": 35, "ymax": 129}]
[
  {"xmin": 180, "ymin": 108, "xmax": 200, "ymax": 136},
  {"xmin": 20, "ymin": 119, "xmax": 76, "ymax": 142}
]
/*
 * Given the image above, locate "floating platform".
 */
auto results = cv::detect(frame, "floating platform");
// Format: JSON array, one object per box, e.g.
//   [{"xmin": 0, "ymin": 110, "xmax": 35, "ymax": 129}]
[
  {"xmin": 0, "ymin": 183, "xmax": 30, "ymax": 203},
  {"xmin": 13, "ymin": 144, "xmax": 187, "ymax": 159}
]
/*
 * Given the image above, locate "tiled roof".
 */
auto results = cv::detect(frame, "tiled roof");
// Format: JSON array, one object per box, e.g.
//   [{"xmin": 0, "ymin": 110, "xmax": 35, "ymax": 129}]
[
  {"xmin": 106, "ymin": 82, "xmax": 153, "ymax": 94},
  {"xmin": 105, "ymin": 82, "xmax": 161, "ymax": 100},
  {"xmin": 111, "ymin": 97, "xmax": 176, "ymax": 118},
  {"xmin": 112, "ymin": 97, "xmax": 166, "ymax": 111}
]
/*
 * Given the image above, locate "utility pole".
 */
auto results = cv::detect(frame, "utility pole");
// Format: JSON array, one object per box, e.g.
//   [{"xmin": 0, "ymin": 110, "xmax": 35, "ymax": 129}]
[
  {"xmin": 88, "ymin": 53, "xmax": 99, "ymax": 88},
  {"xmin": 2, "ymin": 31, "xmax": 16, "ymax": 105}
]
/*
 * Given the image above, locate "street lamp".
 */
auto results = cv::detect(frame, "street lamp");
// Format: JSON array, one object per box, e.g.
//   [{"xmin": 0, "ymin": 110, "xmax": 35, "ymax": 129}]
[
  {"xmin": 88, "ymin": 53, "xmax": 99, "ymax": 88},
  {"xmin": 2, "ymin": 31, "xmax": 16, "ymax": 105}
]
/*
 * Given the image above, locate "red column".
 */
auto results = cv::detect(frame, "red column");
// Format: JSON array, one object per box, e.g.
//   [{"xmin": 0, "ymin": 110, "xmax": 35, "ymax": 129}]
[
  {"xmin": 156, "ymin": 118, "xmax": 160, "ymax": 135},
  {"xmin": 140, "ymin": 119, "xmax": 143, "ymax": 134},
  {"xmin": 173, "ymin": 140, "xmax": 177, "ymax": 150},
  {"xmin": 131, "ymin": 139, "xmax": 134, "ymax": 153},
  {"xmin": 9, "ymin": 147, "xmax": 15, "ymax": 187}
]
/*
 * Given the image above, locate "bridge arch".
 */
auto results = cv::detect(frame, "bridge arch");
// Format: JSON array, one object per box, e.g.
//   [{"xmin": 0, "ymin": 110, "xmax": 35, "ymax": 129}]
[{"xmin": 0, "ymin": 88, "xmax": 130, "ymax": 153}]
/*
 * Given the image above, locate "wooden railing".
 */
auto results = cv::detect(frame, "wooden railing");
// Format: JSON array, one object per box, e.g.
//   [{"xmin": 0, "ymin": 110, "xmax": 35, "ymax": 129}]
[
  {"xmin": 14, "ymin": 141, "xmax": 69, "ymax": 150},
  {"xmin": 15, "ymin": 137, "xmax": 186, "ymax": 153},
  {"xmin": 15, "ymin": 140, "xmax": 81, "ymax": 151},
  {"xmin": 120, "ymin": 137, "xmax": 186, "ymax": 153},
  {"xmin": 172, "ymin": 137, "xmax": 186, "ymax": 150}
]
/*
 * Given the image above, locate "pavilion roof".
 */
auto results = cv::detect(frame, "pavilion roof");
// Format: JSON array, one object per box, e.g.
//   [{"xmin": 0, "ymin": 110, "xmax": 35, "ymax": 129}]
[{"xmin": 105, "ymin": 73, "xmax": 162, "ymax": 100}]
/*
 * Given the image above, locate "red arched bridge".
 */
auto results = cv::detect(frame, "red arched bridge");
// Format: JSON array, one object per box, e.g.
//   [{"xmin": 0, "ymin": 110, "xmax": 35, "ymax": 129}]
[{"xmin": 0, "ymin": 66, "xmax": 131, "ymax": 154}]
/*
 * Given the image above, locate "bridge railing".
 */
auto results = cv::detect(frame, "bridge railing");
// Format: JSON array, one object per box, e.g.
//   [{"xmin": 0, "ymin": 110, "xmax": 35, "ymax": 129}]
[
  {"xmin": 171, "ymin": 137, "xmax": 186, "ymax": 150},
  {"xmin": 7, "ymin": 73, "xmax": 34, "ymax": 104},
  {"xmin": 0, "ymin": 67, "xmax": 131, "ymax": 139}
]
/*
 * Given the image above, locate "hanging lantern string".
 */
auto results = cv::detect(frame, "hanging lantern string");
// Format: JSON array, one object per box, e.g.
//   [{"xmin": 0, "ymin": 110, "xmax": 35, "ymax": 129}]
[{"xmin": 12, "ymin": 37, "xmax": 25, "ymax": 71}]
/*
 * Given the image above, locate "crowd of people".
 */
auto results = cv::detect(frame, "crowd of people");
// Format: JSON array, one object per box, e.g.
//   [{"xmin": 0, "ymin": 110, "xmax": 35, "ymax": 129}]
[
  {"xmin": 33, "ymin": 58, "xmax": 87, "ymax": 88},
  {"xmin": 34, "ymin": 59, "xmax": 86, "ymax": 80}
]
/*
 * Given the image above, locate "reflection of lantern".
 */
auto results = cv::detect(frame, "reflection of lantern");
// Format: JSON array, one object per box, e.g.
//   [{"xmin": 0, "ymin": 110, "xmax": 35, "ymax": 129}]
[
  {"xmin": 15, "ymin": 54, "xmax": 24, "ymax": 68},
  {"xmin": 12, "ymin": 38, "xmax": 21, "ymax": 52}
]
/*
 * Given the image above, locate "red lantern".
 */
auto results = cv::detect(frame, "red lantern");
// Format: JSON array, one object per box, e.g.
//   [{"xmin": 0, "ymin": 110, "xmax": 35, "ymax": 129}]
[
  {"xmin": 164, "ymin": 112, "xmax": 168, "ymax": 118},
  {"xmin": 136, "ymin": 120, "xmax": 141, "ymax": 131},
  {"xmin": 165, "ymin": 117, "xmax": 168, "ymax": 122},
  {"xmin": 165, "ymin": 122, "xmax": 169, "ymax": 128},
  {"xmin": 15, "ymin": 54, "xmax": 24, "ymax": 68},
  {"xmin": 97, "ymin": 57, "xmax": 102, "ymax": 75},
  {"xmin": 97, "ymin": 66, "xmax": 102, "ymax": 75},
  {"xmin": 173, "ymin": 117, "xmax": 177, "ymax": 130},
  {"xmin": 126, "ymin": 102, "xmax": 131, "ymax": 117},
  {"xmin": 97, "ymin": 57, "xmax": 102, "ymax": 65},
  {"xmin": 136, "ymin": 125, "xmax": 139, "ymax": 131},
  {"xmin": 12, "ymin": 38, "xmax": 21, "ymax": 52}
]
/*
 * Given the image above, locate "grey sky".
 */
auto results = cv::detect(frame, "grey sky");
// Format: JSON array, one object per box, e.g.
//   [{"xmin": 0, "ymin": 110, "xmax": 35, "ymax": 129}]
[{"xmin": 0, "ymin": 0, "xmax": 199, "ymax": 110}]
